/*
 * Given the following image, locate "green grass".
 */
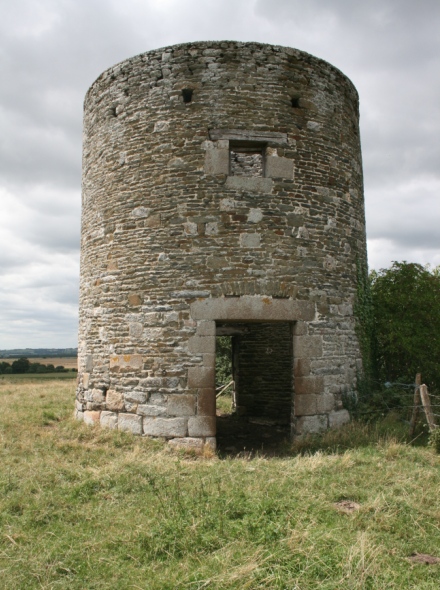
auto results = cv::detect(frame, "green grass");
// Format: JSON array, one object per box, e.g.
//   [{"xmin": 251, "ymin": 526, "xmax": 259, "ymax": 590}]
[{"xmin": 1, "ymin": 377, "xmax": 439, "ymax": 588}]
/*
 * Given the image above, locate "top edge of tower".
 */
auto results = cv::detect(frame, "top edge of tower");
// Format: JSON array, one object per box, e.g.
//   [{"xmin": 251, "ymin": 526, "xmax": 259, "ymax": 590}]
[{"xmin": 84, "ymin": 40, "xmax": 358, "ymax": 107}]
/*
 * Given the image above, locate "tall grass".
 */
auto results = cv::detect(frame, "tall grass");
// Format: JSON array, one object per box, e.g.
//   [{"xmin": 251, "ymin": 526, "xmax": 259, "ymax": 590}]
[{"xmin": 0, "ymin": 377, "xmax": 439, "ymax": 588}]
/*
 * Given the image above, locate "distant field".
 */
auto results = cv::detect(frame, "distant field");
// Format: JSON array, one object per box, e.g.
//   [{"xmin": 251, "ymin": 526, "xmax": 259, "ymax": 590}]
[{"xmin": 0, "ymin": 356, "xmax": 77, "ymax": 369}]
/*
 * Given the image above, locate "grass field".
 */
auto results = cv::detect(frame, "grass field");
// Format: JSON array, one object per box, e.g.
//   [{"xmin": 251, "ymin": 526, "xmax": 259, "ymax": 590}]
[
  {"xmin": 1, "ymin": 376, "xmax": 439, "ymax": 589},
  {"xmin": 0, "ymin": 357, "xmax": 78, "ymax": 369}
]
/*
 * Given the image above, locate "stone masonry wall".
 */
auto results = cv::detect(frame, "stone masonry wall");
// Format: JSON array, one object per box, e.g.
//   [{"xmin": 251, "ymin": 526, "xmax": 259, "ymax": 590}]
[
  {"xmin": 234, "ymin": 322, "xmax": 293, "ymax": 424},
  {"xmin": 77, "ymin": 41, "xmax": 366, "ymax": 447}
]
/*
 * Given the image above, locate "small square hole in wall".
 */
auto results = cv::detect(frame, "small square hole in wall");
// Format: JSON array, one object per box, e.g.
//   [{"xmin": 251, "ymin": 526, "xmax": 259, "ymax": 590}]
[
  {"xmin": 291, "ymin": 97, "xmax": 300, "ymax": 108},
  {"xmin": 182, "ymin": 89, "xmax": 193, "ymax": 103},
  {"xmin": 229, "ymin": 142, "xmax": 266, "ymax": 177}
]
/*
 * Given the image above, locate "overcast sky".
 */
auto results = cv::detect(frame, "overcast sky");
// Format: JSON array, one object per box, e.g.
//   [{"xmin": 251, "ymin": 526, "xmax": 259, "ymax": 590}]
[{"xmin": 1, "ymin": 0, "xmax": 439, "ymax": 349}]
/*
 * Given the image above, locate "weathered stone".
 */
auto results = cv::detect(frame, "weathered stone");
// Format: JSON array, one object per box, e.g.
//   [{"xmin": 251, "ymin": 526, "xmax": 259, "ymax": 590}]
[
  {"xmin": 188, "ymin": 335, "xmax": 215, "ymax": 354},
  {"xmin": 295, "ymin": 414, "xmax": 328, "ymax": 435},
  {"xmin": 100, "ymin": 411, "xmax": 118, "ymax": 429},
  {"xmin": 265, "ymin": 156, "xmax": 294, "ymax": 179},
  {"xmin": 82, "ymin": 373, "xmax": 90, "ymax": 389},
  {"xmin": 83, "ymin": 410, "xmax": 101, "ymax": 426},
  {"xmin": 143, "ymin": 417, "xmax": 188, "ymax": 438},
  {"xmin": 197, "ymin": 389, "xmax": 216, "ymax": 416},
  {"xmin": 106, "ymin": 390, "xmax": 125, "ymax": 411},
  {"xmin": 293, "ymin": 336, "xmax": 323, "ymax": 359},
  {"xmin": 118, "ymin": 413, "xmax": 143, "ymax": 435},
  {"xmin": 187, "ymin": 367, "xmax": 215, "ymax": 389},
  {"xmin": 78, "ymin": 41, "xmax": 367, "ymax": 443},
  {"xmin": 188, "ymin": 416, "xmax": 216, "ymax": 437},
  {"xmin": 294, "ymin": 376, "xmax": 324, "ymax": 396},
  {"xmin": 204, "ymin": 148, "xmax": 229, "ymax": 175},
  {"xmin": 167, "ymin": 394, "xmax": 196, "ymax": 416},
  {"xmin": 137, "ymin": 404, "xmax": 167, "ymax": 417},
  {"xmin": 225, "ymin": 176, "xmax": 272, "ymax": 193}
]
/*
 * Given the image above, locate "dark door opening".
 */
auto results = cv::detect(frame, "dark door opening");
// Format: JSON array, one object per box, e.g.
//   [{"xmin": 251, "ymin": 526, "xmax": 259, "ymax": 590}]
[{"xmin": 215, "ymin": 321, "xmax": 293, "ymax": 454}]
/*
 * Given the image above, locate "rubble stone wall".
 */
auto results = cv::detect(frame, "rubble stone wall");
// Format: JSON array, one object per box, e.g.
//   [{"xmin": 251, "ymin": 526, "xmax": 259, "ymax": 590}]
[{"xmin": 77, "ymin": 41, "xmax": 366, "ymax": 446}]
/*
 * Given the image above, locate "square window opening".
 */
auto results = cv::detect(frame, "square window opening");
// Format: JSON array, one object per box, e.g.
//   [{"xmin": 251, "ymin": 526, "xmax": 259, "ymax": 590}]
[{"xmin": 229, "ymin": 141, "xmax": 266, "ymax": 178}]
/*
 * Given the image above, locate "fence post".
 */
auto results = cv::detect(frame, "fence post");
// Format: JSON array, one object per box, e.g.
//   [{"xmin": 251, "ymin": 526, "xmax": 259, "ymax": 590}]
[
  {"xmin": 409, "ymin": 373, "xmax": 422, "ymax": 436},
  {"xmin": 420, "ymin": 384, "xmax": 437, "ymax": 432}
]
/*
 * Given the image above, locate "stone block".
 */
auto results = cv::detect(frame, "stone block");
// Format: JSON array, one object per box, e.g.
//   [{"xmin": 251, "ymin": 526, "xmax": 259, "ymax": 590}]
[
  {"xmin": 295, "ymin": 414, "xmax": 328, "ymax": 435},
  {"xmin": 205, "ymin": 437, "xmax": 217, "ymax": 452},
  {"xmin": 75, "ymin": 410, "xmax": 84, "ymax": 421},
  {"xmin": 204, "ymin": 148, "xmax": 229, "ymax": 175},
  {"xmin": 293, "ymin": 335, "xmax": 323, "ymax": 358},
  {"xmin": 85, "ymin": 354, "xmax": 93, "ymax": 372},
  {"xmin": 187, "ymin": 367, "xmax": 215, "ymax": 388},
  {"xmin": 316, "ymin": 393, "xmax": 335, "ymax": 414},
  {"xmin": 124, "ymin": 391, "xmax": 148, "ymax": 404},
  {"xmin": 190, "ymin": 296, "xmax": 314, "ymax": 322},
  {"xmin": 266, "ymin": 156, "xmax": 294, "ymax": 179},
  {"xmin": 106, "ymin": 390, "xmax": 125, "ymax": 411},
  {"xmin": 194, "ymin": 322, "xmax": 216, "ymax": 338},
  {"xmin": 137, "ymin": 404, "xmax": 167, "ymax": 417},
  {"xmin": 294, "ymin": 358, "xmax": 311, "ymax": 378},
  {"xmin": 225, "ymin": 176, "xmax": 273, "ymax": 193},
  {"xmin": 239, "ymin": 233, "xmax": 261, "ymax": 248},
  {"xmin": 110, "ymin": 354, "xmax": 143, "ymax": 371},
  {"xmin": 118, "ymin": 413, "xmax": 143, "ymax": 435},
  {"xmin": 75, "ymin": 399, "xmax": 85, "ymax": 412},
  {"xmin": 197, "ymin": 388, "xmax": 216, "ymax": 416},
  {"xmin": 100, "ymin": 411, "xmax": 118, "ymax": 430},
  {"xmin": 295, "ymin": 376, "xmax": 324, "ymax": 395},
  {"xmin": 143, "ymin": 417, "xmax": 188, "ymax": 438},
  {"xmin": 329, "ymin": 409, "xmax": 350, "ymax": 429},
  {"xmin": 82, "ymin": 372, "xmax": 90, "ymax": 388},
  {"xmin": 83, "ymin": 410, "xmax": 101, "ymax": 426},
  {"xmin": 167, "ymin": 394, "xmax": 196, "ymax": 416},
  {"xmin": 202, "ymin": 353, "xmax": 215, "ymax": 368},
  {"xmin": 188, "ymin": 416, "xmax": 216, "ymax": 437},
  {"xmin": 188, "ymin": 335, "xmax": 215, "ymax": 354},
  {"xmin": 85, "ymin": 388, "xmax": 105, "ymax": 404},
  {"xmin": 128, "ymin": 294, "xmax": 142, "ymax": 307}
]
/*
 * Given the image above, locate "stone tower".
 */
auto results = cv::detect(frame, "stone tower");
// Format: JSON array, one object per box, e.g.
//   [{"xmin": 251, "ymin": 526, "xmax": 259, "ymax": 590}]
[{"xmin": 76, "ymin": 41, "xmax": 367, "ymax": 449}]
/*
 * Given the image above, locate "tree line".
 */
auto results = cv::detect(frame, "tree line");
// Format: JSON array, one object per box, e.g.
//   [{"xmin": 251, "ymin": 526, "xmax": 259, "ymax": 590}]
[{"xmin": 0, "ymin": 358, "xmax": 76, "ymax": 374}]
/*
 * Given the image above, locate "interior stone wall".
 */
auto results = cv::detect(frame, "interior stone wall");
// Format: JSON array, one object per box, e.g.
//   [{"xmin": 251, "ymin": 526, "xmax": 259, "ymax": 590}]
[
  {"xmin": 233, "ymin": 322, "xmax": 293, "ymax": 424},
  {"xmin": 76, "ymin": 41, "xmax": 367, "ymax": 449}
]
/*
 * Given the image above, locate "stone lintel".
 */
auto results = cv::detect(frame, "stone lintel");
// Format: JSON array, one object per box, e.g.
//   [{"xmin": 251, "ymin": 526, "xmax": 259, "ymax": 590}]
[
  {"xmin": 209, "ymin": 129, "xmax": 288, "ymax": 144},
  {"xmin": 191, "ymin": 296, "xmax": 314, "ymax": 322}
]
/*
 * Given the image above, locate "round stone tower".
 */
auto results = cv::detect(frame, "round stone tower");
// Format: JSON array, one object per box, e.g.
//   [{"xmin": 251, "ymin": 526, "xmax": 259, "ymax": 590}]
[{"xmin": 76, "ymin": 41, "xmax": 367, "ymax": 449}]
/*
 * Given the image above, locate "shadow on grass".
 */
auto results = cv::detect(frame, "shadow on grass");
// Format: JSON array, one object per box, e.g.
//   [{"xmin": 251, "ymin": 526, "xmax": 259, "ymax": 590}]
[{"xmin": 216, "ymin": 412, "xmax": 428, "ymax": 459}]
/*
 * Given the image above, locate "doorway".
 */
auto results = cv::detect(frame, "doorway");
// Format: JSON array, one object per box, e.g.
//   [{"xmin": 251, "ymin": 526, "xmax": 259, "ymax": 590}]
[{"xmin": 215, "ymin": 321, "xmax": 293, "ymax": 453}]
